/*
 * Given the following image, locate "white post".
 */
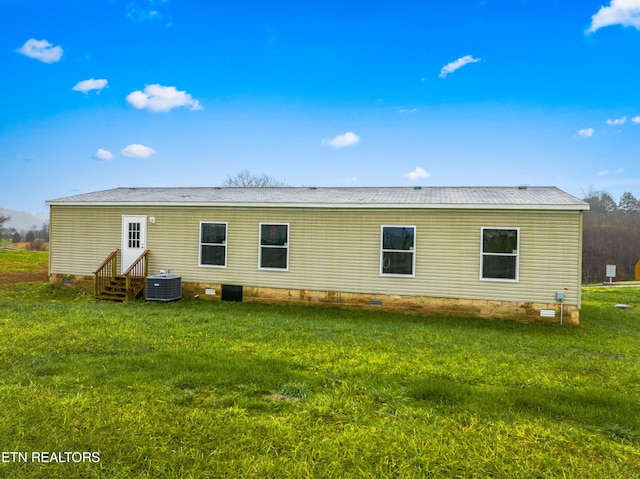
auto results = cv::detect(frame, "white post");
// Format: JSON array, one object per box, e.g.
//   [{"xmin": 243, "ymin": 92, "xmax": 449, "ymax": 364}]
[{"xmin": 606, "ymin": 264, "xmax": 616, "ymax": 284}]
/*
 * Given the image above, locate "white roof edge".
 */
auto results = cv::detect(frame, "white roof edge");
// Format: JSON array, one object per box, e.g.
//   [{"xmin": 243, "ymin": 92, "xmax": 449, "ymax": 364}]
[{"xmin": 46, "ymin": 200, "xmax": 589, "ymax": 210}]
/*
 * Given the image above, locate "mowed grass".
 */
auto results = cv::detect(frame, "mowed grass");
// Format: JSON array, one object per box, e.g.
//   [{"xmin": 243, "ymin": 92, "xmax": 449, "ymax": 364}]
[
  {"xmin": 0, "ymin": 251, "xmax": 639, "ymax": 478},
  {"xmin": 0, "ymin": 249, "xmax": 48, "ymax": 279}
]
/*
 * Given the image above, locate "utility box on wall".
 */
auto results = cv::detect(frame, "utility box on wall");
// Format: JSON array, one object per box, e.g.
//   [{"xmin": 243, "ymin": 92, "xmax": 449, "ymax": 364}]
[{"xmin": 146, "ymin": 274, "xmax": 182, "ymax": 302}]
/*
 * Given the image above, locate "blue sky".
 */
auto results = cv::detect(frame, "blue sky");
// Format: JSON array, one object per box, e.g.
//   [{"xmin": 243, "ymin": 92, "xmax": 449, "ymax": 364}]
[{"xmin": 2, "ymin": 0, "xmax": 640, "ymax": 215}]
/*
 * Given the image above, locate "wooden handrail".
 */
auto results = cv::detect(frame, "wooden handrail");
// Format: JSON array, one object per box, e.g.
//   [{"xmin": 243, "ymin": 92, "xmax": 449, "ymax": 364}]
[
  {"xmin": 123, "ymin": 250, "xmax": 148, "ymax": 301},
  {"xmin": 93, "ymin": 249, "xmax": 119, "ymax": 274},
  {"xmin": 95, "ymin": 249, "xmax": 148, "ymax": 301},
  {"xmin": 94, "ymin": 249, "xmax": 120, "ymax": 300},
  {"xmin": 122, "ymin": 250, "xmax": 148, "ymax": 276}
]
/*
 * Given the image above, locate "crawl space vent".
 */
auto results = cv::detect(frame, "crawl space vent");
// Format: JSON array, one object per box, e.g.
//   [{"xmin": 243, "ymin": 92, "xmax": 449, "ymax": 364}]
[{"xmin": 221, "ymin": 285, "xmax": 243, "ymax": 302}]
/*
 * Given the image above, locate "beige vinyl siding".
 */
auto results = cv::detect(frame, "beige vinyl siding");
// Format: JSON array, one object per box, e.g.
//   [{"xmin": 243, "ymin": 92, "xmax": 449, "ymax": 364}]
[
  {"xmin": 49, "ymin": 205, "xmax": 583, "ymax": 306},
  {"xmin": 49, "ymin": 205, "xmax": 123, "ymax": 275}
]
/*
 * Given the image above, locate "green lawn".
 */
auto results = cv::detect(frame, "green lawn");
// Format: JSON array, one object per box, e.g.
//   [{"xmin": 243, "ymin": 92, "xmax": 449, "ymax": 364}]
[
  {"xmin": 0, "ymin": 250, "xmax": 639, "ymax": 478},
  {"xmin": 0, "ymin": 249, "xmax": 48, "ymax": 274}
]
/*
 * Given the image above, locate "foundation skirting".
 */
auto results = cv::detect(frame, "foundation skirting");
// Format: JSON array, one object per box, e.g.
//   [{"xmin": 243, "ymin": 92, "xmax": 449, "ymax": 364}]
[
  {"xmin": 49, "ymin": 274, "xmax": 94, "ymax": 289},
  {"xmin": 182, "ymin": 282, "xmax": 579, "ymax": 324},
  {"xmin": 49, "ymin": 275, "xmax": 579, "ymax": 324}
]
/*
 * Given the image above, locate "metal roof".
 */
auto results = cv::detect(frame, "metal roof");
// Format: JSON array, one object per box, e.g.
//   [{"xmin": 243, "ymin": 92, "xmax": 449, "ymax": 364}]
[{"xmin": 46, "ymin": 186, "xmax": 589, "ymax": 210}]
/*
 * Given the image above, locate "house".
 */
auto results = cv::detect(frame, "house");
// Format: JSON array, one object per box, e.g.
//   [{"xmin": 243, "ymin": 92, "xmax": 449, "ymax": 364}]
[{"xmin": 46, "ymin": 186, "xmax": 589, "ymax": 323}]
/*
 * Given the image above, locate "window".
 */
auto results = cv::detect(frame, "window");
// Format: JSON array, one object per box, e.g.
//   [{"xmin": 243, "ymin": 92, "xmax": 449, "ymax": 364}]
[
  {"xmin": 481, "ymin": 228, "xmax": 519, "ymax": 281},
  {"xmin": 199, "ymin": 222, "xmax": 227, "ymax": 267},
  {"xmin": 128, "ymin": 222, "xmax": 141, "ymax": 248},
  {"xmin": 381, "ymin": 226, "xmax": 415, "ymax": 276},
  {"xmin": 259, "ymin": 223, "xmax": 289, "ymax": 270}
]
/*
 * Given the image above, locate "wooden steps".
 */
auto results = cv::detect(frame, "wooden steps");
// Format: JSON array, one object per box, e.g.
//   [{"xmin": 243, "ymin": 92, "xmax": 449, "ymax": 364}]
[
  {"xmin": 97, "ymin": 276, "xmax": 128, "ymax": 301},
  {"xmin": 96, "ymin": 275, "xmax": 146, "ymax": 301},
  {"xmin": 94, "ymin": 249, "xmax": 148, "ymax": 302}
]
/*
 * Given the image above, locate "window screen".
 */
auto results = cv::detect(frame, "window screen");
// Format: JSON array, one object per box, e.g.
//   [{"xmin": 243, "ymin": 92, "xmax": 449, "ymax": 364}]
[
  {"xmin": 481, "ymin": 228, "xmax": 519, "ymax": 281},
  {"xmin": 200, "ymin": 222, "xmax": 227, "ymax": 267},
  {"xmin": 260, "ymin": 223, "xmax": 289, "ymax": 270},
  {"xmin": 381, "ymin": 226, "xmax": 415, "ymax": 276}
]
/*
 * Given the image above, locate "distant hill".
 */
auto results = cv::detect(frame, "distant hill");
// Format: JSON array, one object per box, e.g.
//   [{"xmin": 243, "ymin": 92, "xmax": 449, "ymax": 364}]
[{"xmin": 0, "ymin": 208, "xmax": 48, "ymax": 232}]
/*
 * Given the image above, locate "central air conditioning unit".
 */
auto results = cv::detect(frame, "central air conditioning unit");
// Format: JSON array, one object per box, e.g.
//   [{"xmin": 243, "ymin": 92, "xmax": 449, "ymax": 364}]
[{"xmin": 146, "ymin": 273, "xmax": 182, "ymax": 302}]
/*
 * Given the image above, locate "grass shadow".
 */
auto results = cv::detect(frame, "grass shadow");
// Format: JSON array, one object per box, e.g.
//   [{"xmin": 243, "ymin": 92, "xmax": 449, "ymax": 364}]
[{"xmin": 407, "ymin": 373, "xmax": 639, "ymax": 443}]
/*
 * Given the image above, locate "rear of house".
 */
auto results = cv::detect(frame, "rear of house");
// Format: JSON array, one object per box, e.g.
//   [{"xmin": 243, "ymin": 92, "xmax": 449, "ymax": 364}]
[{"xmin": 47, "ymin": 186, "xmax": 588, "ymax": 323}]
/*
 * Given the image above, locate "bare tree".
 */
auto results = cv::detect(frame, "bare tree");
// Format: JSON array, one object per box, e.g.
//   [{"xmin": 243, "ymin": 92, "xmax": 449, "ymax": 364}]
[
  {"xmin": 582, "ymin": 190, "xmax": 640, "ymax": 282},
  {"xmin": 0, "ymin": 214, "xmax": 10, "ymax": 240},
  {"xmin": 221, "ymin": 170, "xmax": 288, "ymax": 188}
]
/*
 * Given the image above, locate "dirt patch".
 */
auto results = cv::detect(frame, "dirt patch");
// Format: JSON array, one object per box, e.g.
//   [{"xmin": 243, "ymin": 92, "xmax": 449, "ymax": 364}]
[{"xmin": 0, "ymin": 267, "xmax": 49, "ymax": 285}]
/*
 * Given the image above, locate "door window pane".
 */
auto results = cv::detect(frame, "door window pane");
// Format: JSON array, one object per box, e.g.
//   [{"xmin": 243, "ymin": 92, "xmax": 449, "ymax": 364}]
[{"xmin": 129, "ymin": 223, "xmax": 140, "ymax": 248}]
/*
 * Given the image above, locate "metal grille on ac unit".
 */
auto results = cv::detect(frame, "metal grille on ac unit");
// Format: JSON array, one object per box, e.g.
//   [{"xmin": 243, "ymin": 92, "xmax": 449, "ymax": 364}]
[{"xmin": 146, "ymin": 274, "xmax": 182, "ymax": 302}]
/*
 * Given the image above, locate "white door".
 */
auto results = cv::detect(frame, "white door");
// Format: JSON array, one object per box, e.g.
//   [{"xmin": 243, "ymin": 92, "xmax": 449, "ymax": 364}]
[{"xmin": 121, "ymin": 215, "xmax": 147, "ymax": 274}]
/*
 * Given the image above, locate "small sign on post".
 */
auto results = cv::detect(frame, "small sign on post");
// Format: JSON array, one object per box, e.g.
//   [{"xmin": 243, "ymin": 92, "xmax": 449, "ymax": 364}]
[{"xmin": 605, "ymin": 264, "xmax": 616, "ymax": 284}]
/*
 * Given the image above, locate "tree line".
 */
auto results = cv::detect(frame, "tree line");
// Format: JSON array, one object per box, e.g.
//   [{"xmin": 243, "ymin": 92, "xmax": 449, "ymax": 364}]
[
  {"xmin": 582, "ymin": 190, "xmax": 640, "ymax": 283},
  {"xmin": 0, "ymin": 215, "xmax": 49, "ymax": 250}
]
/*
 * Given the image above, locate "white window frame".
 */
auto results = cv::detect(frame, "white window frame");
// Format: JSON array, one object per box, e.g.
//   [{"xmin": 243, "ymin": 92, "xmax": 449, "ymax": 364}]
[
  {"xmin": 259, "ymin": 223, "xmax": 289, "ymax": 271},
  {"xmin": 199, "ymin": 221, "xmax": 228, "ymax": 268},
  {"xmin": 480, "ymin": 227, "xmax": 520, "ymax": 282},
  {"xmin": 380, "ymin": 225, "xmax": 416, "ymax": 277}
]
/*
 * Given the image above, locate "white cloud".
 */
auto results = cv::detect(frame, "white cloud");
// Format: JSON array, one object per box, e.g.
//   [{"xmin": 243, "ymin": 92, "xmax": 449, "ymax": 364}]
[
  {"xmin": 632, "ymin": 116, "xmax": 640, "ymax": 124},
  {"xmin": 399, "ymin": 108, "xmax": 418, "ymax": 114},
  {"xmin": 72, "ymin": 78, "xmax": 108, "ymax": 94},
  {"xmin": 122, "ymin": 144, "xmax": 156, "ymax": 158},
  {"xmin": 343, "ymin": 176, "xmax": 358, "ymax": 184},
  {"xmin": 439, "ymin": 55, "xmax": 481, "ymax": 79},
  {"xmin": 94, "ymin": 149, "xmax": 114, "ymax": 160},
  {"xmin": 127, "ymin": 0, "xmax": 173, "ymax": 26},
  {"xmin": 578, "ymin": 128, "xmax": 594, "ymax": 138},
  {"xmin": 126, "ymin": 84, "xmax": 203, "ymax": 112},
  {"xmin": 596, "ymin": 168, "xmax": 625, "ymax": 176},
  {"xmin": 322, "ymin": 132, "xmax": 360, "ymax": 148},
  {"xmin": 17, "ymin": 38, "xmax": 63, "ymax": 63},
  {"xmin": 404, "ymin": 167, "xmax": 431, "ymax": 181},
  {"xmin": 607, "ymin": 116, "xmax": 627, "ymax": 126},
  {"xmin": 587, "ymin": 0, "xmax": 640, "ymax": 33}
]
